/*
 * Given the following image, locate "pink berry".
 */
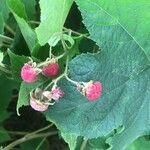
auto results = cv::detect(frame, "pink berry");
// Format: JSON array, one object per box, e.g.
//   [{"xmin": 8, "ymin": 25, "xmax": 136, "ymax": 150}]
[
  {"xmin": 51, "ymin": 87, "xmax": 64, "ymax": 100},
  {"xmin": 30, "ymin": 98, "xmax": 49, "ymax": 112},
  {"xmin": 42, "ymin": 63, "xmax": 59, "ymax": 77},
  {"xmin": 85, "ymin": 81, "xmax": 102, "ymax": 101},
  {"xmin": 21, "ymin": 63, "xmax": 38, "ymax": 83}
]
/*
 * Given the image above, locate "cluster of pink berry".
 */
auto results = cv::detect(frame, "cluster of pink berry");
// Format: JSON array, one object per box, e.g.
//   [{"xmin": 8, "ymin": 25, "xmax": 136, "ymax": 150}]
[
  {"xmin": 21, "ymin": 58, "xmax": 64, "ymax": 111},
  {"xmin": 21, "ymin": 58, "xmax": 102, "ymax": 112},
  {"xmin": 21, "ymin": 58, "xmax": 59, "ymax": 83}
]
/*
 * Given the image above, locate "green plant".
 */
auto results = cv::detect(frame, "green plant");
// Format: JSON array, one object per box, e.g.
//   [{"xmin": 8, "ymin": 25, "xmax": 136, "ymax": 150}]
[{"xmin": 0, "ymin": 0, "xmax": 150, "ymax": 149}]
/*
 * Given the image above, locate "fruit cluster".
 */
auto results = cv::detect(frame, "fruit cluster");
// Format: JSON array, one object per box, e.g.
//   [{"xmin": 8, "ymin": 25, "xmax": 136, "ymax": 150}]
[{"xmin": 21, "ymin": 57, "xmax": 102, "ymax": 112}]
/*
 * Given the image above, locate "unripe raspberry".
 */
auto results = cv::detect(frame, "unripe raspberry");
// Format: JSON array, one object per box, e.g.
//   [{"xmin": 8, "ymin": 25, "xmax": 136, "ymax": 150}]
[
  {"xmin": 51, "ymin": 87, "xmax": 64, "ymax": 100},
  {"xmin": 43, "ymin": 87, "xmax": 64, "ymax": 101},
  {"xmin": 21, "ymin": 63, "xmax": 39, "ymax": 83},
  {"xmin": 78, "ymin": 81, "xmax": 102, "ymax": 101},
  {"xmin": 85, "ymin": 81, "xmax": 102, "ymax": 101},
  {"xmin": 42, "ymin": 63, "xmax": 59, "ymax": 77}
]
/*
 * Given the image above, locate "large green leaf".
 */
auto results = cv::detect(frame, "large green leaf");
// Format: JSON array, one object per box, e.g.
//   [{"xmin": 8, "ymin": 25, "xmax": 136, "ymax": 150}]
[
  {"xmin": 76, "ymin": 0, "xmax": 150, "ymax": 60},
  {"xmin": 35, "ymin": 0, "xmax": 73, "ymax": 46},
  {"xmin": 7, "ymin": 0, "xmax": 37, "ymax": 51},
  {"xmin": 44, "ymin": 0, "xmax": 150, "ymax": 149}
]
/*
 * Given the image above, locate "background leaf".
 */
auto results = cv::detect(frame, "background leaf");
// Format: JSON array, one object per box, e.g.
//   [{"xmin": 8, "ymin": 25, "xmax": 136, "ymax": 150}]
[
  {"xmin": 126, "ymin": 136, "xmax": 150, "ymax": 150},
  {"xmin": 0, "ymin": 127, "xmax": 10, "ymax": 143},
  {"xmin": 0, "ymin": 74, "xmax": 19, "ymax": 142},
  {"xmin": 35, "ymin": 0, "xmax": 73, "ymax": 46},
  {"xmin": 22, "ymin": 0, "xmax": 36, "ymax": 20},
  {"xmin": 0, "ymin": 0, "xmax": 10, "ymax": 21},
  {"xmin": 7, "ymin": 0, "xmax": 37, "ymax": 52}
]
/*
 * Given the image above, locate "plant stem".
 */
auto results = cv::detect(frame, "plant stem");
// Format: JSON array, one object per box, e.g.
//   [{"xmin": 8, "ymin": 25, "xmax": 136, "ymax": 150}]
[
  {"xmin": 55, "ymin": 52, "xmax": 66, "ymax": 60},
  {"xmin": 3, "ymin": 124, "xmax": 55, "ymax": 150},
  {"xmin": 49, "ymin": 46, "xmax": 52, "ymax": 58},
  {"xmin": 30, "ymin": 123, "xmax": 53, "ymax": 135},
  {"xmin": 61, "ymin": 38, "xmax": 68, "ymax": 52},
  {"xmin": 65, "ymin": 75, "xmax": 78, "ymax": 85},
  {"xmin": 0, "ymin": 34, "xmax": 13, "ymax": 43},
  {"xmin": 44, "ymin": 73, "xmax": 65, "ymax": 90},
  {"xmin": 8, "ymin": 131, "xmax": 29, "ymax": 135},
  {"xmin": 0, "ymin": 43, "xmax": 11, "ymax": 48},
  {"xmin": 0, "ymin": 64, "xmax": 12, "ymax": 75},
  {"xmin": 4, "ymin": 24, "xmax": 15, "ymax": 35},
  {"xmin": 35, "ymin": 137, "xmax": 46, "ymax": 150},
  {"xmin": 3, "ymin": 131, "xmax": 57, "ymax": 150},
  {"xmin": 80, "ymin": 139, "xmax": 88, "ymax": 150},
  {"xmin": 29, "ymin": 20, "xmax": 40, "ymax": 25},
  {"xmin": 63, "ymin": 27, "xmax": 89, "ymax": 39}
]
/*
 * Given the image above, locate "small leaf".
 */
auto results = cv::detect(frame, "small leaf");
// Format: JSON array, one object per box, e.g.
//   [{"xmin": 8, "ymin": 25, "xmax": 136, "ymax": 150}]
[
  {"xmin": 35, "ymin": 0, "xmax": 73, "ymax": 46},
  {"xmin": 17, "ymin": 77, "xmax": 45, "ymax": 115},
  {"xmin": 8, "ymin": 50, "xmax": 29, "ymax": 82},
  {"xmin": 61, "ymin": 131, "xmax": 78, "ymax": 150},
  {"xmin": 7, "ymin": 0, "xmax": 27, "ymax": 20},
  {"xmin": 7, "ymin": 0, "xmax": 37, "ymax": 51},
  {"xmin": 22, "ymin": 0, "xmax": 36, "ymax": 20}
]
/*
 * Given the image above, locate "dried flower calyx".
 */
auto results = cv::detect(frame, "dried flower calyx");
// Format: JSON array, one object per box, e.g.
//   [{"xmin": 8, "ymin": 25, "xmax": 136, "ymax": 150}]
[{"xmin": 30, "ymin": 88, "xmax": 55, "ymax": 112}]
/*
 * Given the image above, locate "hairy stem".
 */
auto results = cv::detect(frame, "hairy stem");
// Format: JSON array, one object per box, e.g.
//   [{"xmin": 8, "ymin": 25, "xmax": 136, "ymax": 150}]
[
  {"xmin": 63, "ymin": 27, "xmax": 89, "ymax": 39},
  {"xmin": 4, "ymin": 24, "xmax": 15, "ymax": 35},
  {"xmin": 3, "ymin": 131, "xmax": 57, "ymax": 150},
  {"xmin": 3, "ymin": 124, "xmax": 56, "ymax": 150},
  {"xmin": 35, "ymin": 137, "xmax": 46, "ymax": 150},
  {"xmin": 0, "ymin": 34, "xmax": 13, "ymax": 43},
  {"xmin": 80, "ymin": 139, "xmax": 88, "ymax": 150},
  {"xmin": 0, "ymin": 64, "xmax": 12, "ymax": 75}
]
